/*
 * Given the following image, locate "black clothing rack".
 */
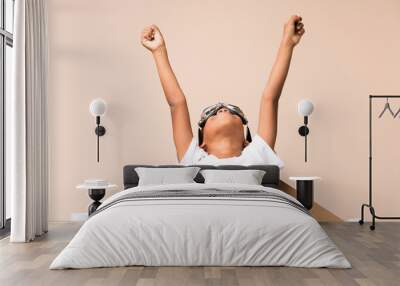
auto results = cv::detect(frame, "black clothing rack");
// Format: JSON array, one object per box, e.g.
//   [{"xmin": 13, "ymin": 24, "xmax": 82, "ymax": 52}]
[{"xmin": 359, "ymin": 95, "xmax": 400, "ymax": 230}]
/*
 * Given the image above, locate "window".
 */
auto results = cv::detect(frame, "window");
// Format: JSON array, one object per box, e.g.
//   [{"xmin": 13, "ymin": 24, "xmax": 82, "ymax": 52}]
[{"xmin": 0, "ymin": 0, "xmax": 14, "ymax": 235}]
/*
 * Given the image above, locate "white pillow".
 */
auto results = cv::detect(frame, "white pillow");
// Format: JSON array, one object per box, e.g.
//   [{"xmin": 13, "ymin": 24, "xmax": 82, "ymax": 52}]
[
  {"xmin": 135, "ymin": 167, "xmax": 201, "ymax": 186},
  {"xmin": 200, "ymin": 169, "xmax": 266, "ymax": 185}
]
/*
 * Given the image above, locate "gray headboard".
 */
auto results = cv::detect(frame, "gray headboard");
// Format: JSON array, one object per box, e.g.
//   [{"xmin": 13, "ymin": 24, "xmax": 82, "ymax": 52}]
[{"xmin": 123, "ymin": 165, "xmax": 280, "ymax": 189}]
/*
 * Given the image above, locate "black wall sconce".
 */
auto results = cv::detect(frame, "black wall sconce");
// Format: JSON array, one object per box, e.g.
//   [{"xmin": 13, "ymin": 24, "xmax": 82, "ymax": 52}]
[
  {"xmin": 297, "ymin": 99, "xmax": 314, "ymax": 162},
  {"xmin": 89, "ymin": 98, "xmax": 107, "ymax": 162}
]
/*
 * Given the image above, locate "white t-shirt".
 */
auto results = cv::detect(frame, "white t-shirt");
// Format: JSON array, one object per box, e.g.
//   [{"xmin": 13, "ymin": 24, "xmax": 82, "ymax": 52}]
[{"xmin": 179, "ymin": 134, "xmax": 284, "ymax": 168}]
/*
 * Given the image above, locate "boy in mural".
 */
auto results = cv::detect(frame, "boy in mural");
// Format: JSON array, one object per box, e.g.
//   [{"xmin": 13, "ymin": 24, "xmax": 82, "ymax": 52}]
[{"xmin": 141, "ymin": 15, "xmax": 305, "ymax": 166}]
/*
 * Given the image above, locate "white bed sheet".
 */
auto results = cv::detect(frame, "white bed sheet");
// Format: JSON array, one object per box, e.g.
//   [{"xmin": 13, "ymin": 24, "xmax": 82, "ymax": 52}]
[{"xmin": 50, "ymin": 183, "xmax": 350, "ymax": 269}]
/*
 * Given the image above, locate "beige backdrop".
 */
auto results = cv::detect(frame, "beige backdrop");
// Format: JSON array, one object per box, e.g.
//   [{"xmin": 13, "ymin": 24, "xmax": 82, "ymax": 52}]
[{"xmin": 47, "ymin": 0, "xmax": 400, "ymax": 221}]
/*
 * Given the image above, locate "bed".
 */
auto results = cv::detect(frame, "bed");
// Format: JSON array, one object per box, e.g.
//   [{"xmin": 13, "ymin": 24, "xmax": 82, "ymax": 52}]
[{"xmin": 50, "ymin": 164, "xmax": 350, "ymax": 269}]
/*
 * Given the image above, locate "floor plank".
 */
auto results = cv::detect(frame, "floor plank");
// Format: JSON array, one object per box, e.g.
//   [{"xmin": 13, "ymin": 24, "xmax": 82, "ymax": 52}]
[{"xmin": 0, "ymin": 222, "xmax": 399, "ymax": 286}]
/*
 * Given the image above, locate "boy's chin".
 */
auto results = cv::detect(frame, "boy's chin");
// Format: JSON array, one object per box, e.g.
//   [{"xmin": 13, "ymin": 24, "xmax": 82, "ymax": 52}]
[
  {"xmin": 211, "ymin": 116, "xmax": 240, "ymax": 126},
  {"xmin": 207, "ymin": 123, "xmax": 242, "ymax": 136}
]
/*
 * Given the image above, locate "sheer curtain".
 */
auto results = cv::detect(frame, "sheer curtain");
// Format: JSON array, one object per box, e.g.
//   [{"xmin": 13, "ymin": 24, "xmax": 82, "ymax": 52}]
[{"xmin": 9, "ymin": 0, "xmax": 48, "ymax": 242}]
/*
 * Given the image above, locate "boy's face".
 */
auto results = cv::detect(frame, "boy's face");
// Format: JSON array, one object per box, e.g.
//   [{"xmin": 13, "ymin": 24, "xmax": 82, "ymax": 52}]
[{"xmin": 202, "ymin": 107, "xmax": 244, "ymax": 141}]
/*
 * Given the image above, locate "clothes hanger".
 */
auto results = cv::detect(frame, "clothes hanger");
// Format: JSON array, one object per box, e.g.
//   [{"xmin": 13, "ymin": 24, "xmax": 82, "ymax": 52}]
[
  {"xmin": 394, "ymin": 107, "xmax": 400, "ymax": 118},
  {"xmin": 378, "ymin": 97, "xmax": 395, "ymax": 118}
]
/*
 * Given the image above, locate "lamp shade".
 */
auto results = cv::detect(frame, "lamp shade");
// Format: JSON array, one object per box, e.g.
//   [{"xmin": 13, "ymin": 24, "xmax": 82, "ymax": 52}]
[
  {"xmin": 298, "ymin": 100, "xmax": 314, "ymax": 116},
  {"xmin": 89, "ymin": 98, "xmax": 107, "ymax": 117}
]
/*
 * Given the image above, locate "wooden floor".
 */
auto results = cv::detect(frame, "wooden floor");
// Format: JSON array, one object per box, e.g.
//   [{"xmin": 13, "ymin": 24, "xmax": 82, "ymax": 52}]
[{"xmin": 0, "ymin": 222, "xmax": 399, "ymax": 286}]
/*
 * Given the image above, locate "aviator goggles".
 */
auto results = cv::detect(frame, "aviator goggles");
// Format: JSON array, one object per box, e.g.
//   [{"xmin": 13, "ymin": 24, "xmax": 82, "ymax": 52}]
[{"xmin": 198, "ymin": 102, "xmax": 248, "ymax": 128}]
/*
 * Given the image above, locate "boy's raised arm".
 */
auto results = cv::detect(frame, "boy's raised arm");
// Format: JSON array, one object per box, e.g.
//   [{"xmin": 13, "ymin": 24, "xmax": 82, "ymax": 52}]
[
  {"xmin": 258, "ymin": 15, "xmax": 305, "ymax": 150},
  {"xmin": 141, "ymin": 25, "xmax": 193, "ymax": 161}
]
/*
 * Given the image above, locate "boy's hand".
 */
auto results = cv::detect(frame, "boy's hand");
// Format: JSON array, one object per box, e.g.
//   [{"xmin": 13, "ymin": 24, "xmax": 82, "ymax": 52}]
[
  {"xmin": 282, "ymin": 15, "xmax": 305, "ymax": 47},
  {"xmin": 141, "ymin": 25, "xmax": 165, "ymax": 52}
]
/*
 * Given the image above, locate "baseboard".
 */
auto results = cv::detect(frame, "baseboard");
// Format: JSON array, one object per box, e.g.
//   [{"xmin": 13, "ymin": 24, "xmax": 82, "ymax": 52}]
[
  {"xmin": 70, "ymin": 212, "xmax": 88, "ymax": 222},
  {"xmin": 346, "ymin": 218, "xmax": 363, "ymax": 222}
]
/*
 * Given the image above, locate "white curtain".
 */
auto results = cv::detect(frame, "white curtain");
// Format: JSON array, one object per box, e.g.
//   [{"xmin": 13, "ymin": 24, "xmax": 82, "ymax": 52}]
[{"xmin": 9, "ymin": 0, "xmax": 48, "ymax": 242}]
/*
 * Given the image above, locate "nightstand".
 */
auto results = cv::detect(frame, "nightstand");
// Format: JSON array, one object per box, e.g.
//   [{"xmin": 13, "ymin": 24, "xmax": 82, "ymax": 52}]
[
  {"xmin": 289, "ymin": 177, "xmax": 321, "ymax": 210},
  {"xmin": 77, "ymin": 180, "xmax": 117, "ymax": 216}
]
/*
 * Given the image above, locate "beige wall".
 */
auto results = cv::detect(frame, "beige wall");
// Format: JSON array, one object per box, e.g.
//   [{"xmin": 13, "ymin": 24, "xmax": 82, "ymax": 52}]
[{"xmin": 48, "ymin": 0, "xmax": 400, "ymax": 221}]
